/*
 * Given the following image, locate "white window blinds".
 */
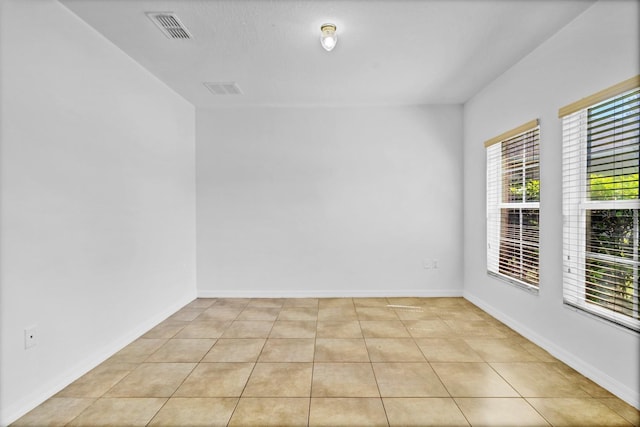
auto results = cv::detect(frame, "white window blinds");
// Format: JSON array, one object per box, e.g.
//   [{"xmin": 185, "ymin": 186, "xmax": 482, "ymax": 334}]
[
  {"xmin": 561, "ymin": 79, "xmax": 639, "ymax": 332},
  {"xmin": 486, "ymin": 121, "xmax": 540, "ymax": 290}
]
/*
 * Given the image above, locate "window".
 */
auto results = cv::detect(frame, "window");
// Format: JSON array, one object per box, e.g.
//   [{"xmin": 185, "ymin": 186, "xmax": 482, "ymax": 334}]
[
  {"xmin": 486, "ymin": 120, "xmax": 540, "ymax": 290},
  {"xmin": 561, "ymin": 76, "xmax": 639, "ymax": 331}
]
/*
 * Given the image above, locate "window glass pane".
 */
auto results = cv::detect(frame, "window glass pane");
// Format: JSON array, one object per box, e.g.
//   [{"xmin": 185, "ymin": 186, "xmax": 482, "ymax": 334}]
[
  {"xmin": 586, "ymin": 209, "xmax": 637, "ymax": 260},
  {"xmin": 524, "ymin": 167, "xmax": 540, "ymax": 202},
  {"xmin": 502, "ymin": 130, "xmax": 540, "ymax": 203},
  {"xmin": 585, "ymin": 256, "xmax": 638, "ymax": 320},
  {"xmin": 499, "ymin": 208, "xmax": 539, "ymax": 285},
  {"xmin": 587, "ymin": 91, "xmax": 639, "ymax": 201},
  {"xmin": 505, "ymin": 169, "xmax": 524, "ymax": 203},
  {"xmin": 524, "ymin": 135, "xmax": 540, "ymax": 203},
  {"xmin": 503, "ymin": 144, "xmax": 524, "ymax": 203}
]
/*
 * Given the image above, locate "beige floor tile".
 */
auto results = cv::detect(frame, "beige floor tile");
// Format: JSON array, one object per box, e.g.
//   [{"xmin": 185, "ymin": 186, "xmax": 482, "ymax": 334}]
[
  {"xmin": 247, "ymin": 298, "xmax": 286, "ymax": 308},
  {"xmin": 436, "ymin": 309, "xmax": 484, "ymax": 321},
  {"xmin": 386, "ymin": 297, "xmax": 431, "ymax": 307},
  {"xmin": 550, "ymin": 363, "xmax": 615, "ymax": 397},
  {"xmin": 599, "ymin": 398, "xmax": 640, "ymax": 426},
  {"xmin": 427, "ymin": 298, "xmax": 470, "ymax": 309},
  {"xmin": 353, "ymin": 297, "xmax": 390, "ymax": 307},
  {"xmin": 455, "ymin": 397, "xmax": 550, "ymax": 426},
  {"xmin": 488, "ymin": 321, "xmax": 521, "ymax": 336},
  {"xmin": 173, "ymin": 363, "xmax": 254, "ymax": 397},
  {"xmin": 360, "ymin": 320, "xmax": 410, "ymax": 338},
  {"xmin": 430, "ymin": 363, "xmax": 519, "ymax": 397},
  {"xmin": 107, "ymin": 338, "xmax": 167, "ymax": 363},
  {"xmin": 201, "ymin": 339, "xmax": 265, "ymax": 362},
  {"xmin": 316, "ymin": 321, "xmax": 362, "ymax": 338},
  {"xmin": 356, "ymin": 306, "xmax": 399, "ymax": 320},
  {"xmin": 228, "ymin": 397, "xmax": 309, "ymax": 427},
  {"xmin": 56, "ymin": 365, "xmax": 132, "ymax": 398},
  {"xmin": 317, "ymin": 307, "xmax": 358, "ymax": 321},
  {"xmin": 214, "ymin": 298, "xmax": 251, "ymax": 308},
  {"xmin": 66, "ymin": 397, "xmax": 166, "ymax": 426},
  {"xmin": 104, "ymin": 363, "xmax": 195, "ymax": 397},
  {"xmin": 318, "ymin": 298, "xmax": 354, "ymax": 308},
  {"xmin": 464, "ymin": 338, "xmax": 541, "ymax": 362},
  {"xmin": 12, "ymin": 398, "xmax": 95, "ymax": 427},
  {"xmin": 365, "ymin": 338, "xmax": 426, "ymax": 362},
  {"xmin": 87, "ymin": 360, "xmax": 141, "ymax": 374},
  {"xmin": 415, "ymin": 338, "xmax": 484, "ymax": 362},
  {"xmin": 403, "ymin": 319, "xmax": 456, "ymax": 338},
  {"xmin": 258, "ymin": 338, "xmax": 315, "ymax": 362},
  {"xmin": 283, "ymin": 298, "xmax": 319, "ymax": 307},
  {"xmin": 383, "ymin": 397, "xmax": 469, "ymax": 427},
  {"xmin": 443, "ymin": 320, "xmax": 507, "ymax": 338},
  {"xmin": 315, "ymin": 338, "xmax": 370, "ymax": 362},
  {"xmin": 169, "ymin": 308, "xmax": 204, "ymax": 322},
  {"xmin": 309, "ymin": 397, "xmax": 388, "ymax": 427},
  {"xmin": 174, "ymin": 320, "xmax": 231, "ymax": 338},
  {"xmin": 147, "ymin": 397, "xmax": 237, "ymax": 426},
  {"xmin": 142, "ymin": 321, "xmax": 188, "ymax": 339},
  {"xmin": 236, "ymin": 306, "xmax": 281, "ymax": 321},
  {"xmin": 90, "ymin": 361, "xmax": 140, "ymax": 373},
  {"xmin": 221, "ymin": 320, "xmax": 274, "ymax": 338},
  {"xmin": 312, "ymin": 363, "xmax": 379, "ymax": 397},
  {"xmin": 518, "ymin": 342, "xmax": 557, "ymax": 362},
  {"xmin": 243, "ymin": 363, "xmax": 313, "ymax": 397},
  {"xmin": 145, "ymin": 339, "xmax": 215, "ymax": 362},
  {"xmin": 490, "ymin": 362, "xmax": 591, "ymax": 397},
  {"xmin": 372, "ymin": 362, "xmax": 448, "ymax": 397},
  {"xmin": 185, "ymin": 298, "xmax": 217, "ymax": 309},
  {"xmin": 269, "ymin": 320, "xmax": 317, "ymax": 338},
  {"xmin": 199, "ymin": 306, "xmax": 244, "ymax": 321},
  {"xmin": 527, "ymin": 397, "xmax": 633, "ymax": 426},
  {"xmin": 392, "ymin": 306, "xmax": 441, "ymax": 320},
  {"xmin": 278, "ymin": 307, "xmax": 318, "ymax": 321}
]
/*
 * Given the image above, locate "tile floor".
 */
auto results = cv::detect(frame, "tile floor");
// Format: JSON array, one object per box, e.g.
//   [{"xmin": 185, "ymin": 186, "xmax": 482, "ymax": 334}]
[{"xmin": 12, "ymin": 297, "xmax": 640, "ymax": 426}]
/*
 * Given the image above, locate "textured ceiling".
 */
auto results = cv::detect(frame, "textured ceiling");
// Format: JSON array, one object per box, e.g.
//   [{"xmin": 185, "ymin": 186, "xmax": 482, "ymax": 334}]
[{"xmin": 59, "ymin": 0, "xmax": 594, "ymax": 107}]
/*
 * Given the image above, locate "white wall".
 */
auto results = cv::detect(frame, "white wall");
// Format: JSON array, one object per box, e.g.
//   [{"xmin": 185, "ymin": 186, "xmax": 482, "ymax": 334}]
[
  {"xmin": 197, "ymin": 106, "xmax": 463, "ymax": 297},
  {"xmin": 463, "ymin": 0, "xmax": 640, "ymax": 408},
  {"xmin": 0, "ymin": 0, "xmax": 197, "ymax": 423}
]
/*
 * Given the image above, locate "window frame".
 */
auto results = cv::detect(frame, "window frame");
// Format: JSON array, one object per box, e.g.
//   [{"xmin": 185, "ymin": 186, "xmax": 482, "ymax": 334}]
[
  {"xmin": 486, "ymin": 120, "xmax": 541, "ymax": 292},
  {"xmin": 560, "ymin": 78, "xmax": 640, "ymax": 332}
]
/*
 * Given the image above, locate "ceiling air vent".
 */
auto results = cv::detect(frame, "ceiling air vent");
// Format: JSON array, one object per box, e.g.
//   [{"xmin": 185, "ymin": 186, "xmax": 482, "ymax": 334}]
[
  {"xmin": 203, "ymin": 82, "xmax": 243, "ymax": 95},
  {"xmin": 146, "ymin": 12, "xmax": 192, "ymax": 39}
]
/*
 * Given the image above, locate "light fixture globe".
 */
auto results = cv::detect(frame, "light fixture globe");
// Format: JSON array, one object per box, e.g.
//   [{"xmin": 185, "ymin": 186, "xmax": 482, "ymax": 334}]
[{"xmin": 320, "ymin": 23, "xmax": 337, "ymax": 51}]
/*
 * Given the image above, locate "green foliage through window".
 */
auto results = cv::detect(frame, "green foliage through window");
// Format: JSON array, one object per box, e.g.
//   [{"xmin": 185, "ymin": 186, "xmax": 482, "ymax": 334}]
[{"xmin": 589, "ymin": 173, "xmax": 639, "ymax": 200}]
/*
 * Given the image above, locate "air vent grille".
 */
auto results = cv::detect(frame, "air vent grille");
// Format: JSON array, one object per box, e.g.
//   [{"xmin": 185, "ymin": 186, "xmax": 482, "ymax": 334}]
[
  {"xmin": 146, "ymin": 12, "xmax": 191, "ymax": 39},
  {"xmin": 203, "ymin": 82, "xmax": 243, "ymax": 95}
]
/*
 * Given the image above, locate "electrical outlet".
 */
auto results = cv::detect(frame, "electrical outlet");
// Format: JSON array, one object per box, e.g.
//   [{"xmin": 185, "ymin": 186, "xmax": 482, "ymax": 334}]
[
  {"xmin": 24, "ymin": 326, "xmax": 37, "ymax": 349},
  {"xmin": 433, "ymin": 259, "xmax": 439, "ymax": 269}
]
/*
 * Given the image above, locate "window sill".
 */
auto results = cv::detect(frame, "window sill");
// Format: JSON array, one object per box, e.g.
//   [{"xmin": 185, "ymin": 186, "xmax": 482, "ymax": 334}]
[
  {"xmin": 563, "ymin": 301, "xmax": 639, "ymax": 334},
  {"xmin": 487, "ymin": 270, "xmax": 539, "ymax": 295}
]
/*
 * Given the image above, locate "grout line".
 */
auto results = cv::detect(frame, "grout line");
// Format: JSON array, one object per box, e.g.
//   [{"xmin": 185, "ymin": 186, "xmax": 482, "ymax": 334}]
[
  {"xmin": 309, "ymin": 307, "xmax": 318, "ymax": 426},
  {"xmin": 522, "ymin": 397, "xmax": 554, "ymax": 427}
]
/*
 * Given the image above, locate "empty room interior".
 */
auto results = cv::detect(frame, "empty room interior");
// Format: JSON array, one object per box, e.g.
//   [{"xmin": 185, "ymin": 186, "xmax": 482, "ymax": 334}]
[{"xmin": 1, "ymin": 0, "xmax": 639, "ymax": 425}]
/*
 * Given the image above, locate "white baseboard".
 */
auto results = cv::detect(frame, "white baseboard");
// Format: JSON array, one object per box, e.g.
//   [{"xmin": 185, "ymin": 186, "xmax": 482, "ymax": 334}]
[
  {"xmin": 1, "ymin": 291, "xmax": 196, "ymax": 427},
  {"xmin": 463, "ymin": 291, "xmax": 640, "ymax": 410},
  {"xmin": 197, "ymin": 288, "xmax": 464, "ymax": 298}
]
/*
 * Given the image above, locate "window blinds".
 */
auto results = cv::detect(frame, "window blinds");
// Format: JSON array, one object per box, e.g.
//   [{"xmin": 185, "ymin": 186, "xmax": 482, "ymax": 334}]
[
  {"xmin": 487, "ymin": 122, "xmax": 540, "ymax": 289},
  {"xmin": 562, "ymin": 85, "xmax": 639, "ymax": 331}
]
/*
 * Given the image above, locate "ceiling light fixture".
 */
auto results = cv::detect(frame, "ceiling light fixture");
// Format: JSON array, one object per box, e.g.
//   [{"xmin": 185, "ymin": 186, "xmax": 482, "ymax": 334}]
[{"xmin": 320, "ymin": 23, "xmax": 337, "ymax": 51}]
